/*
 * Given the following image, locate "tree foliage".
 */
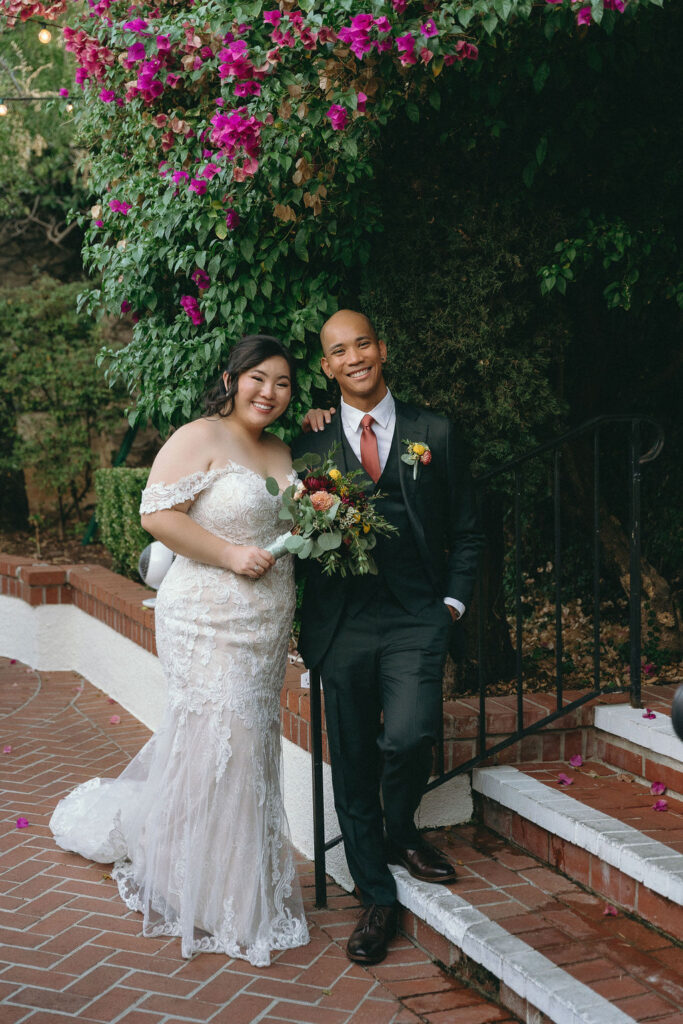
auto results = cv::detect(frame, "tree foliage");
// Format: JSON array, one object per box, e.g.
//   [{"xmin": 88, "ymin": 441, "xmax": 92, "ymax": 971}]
[{"xmin": 1, "ymin": 0, "xmax": 669, "ymax": 438}]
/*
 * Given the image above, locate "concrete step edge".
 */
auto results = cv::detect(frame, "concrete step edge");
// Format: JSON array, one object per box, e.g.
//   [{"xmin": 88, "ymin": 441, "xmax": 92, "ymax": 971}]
[{"xmin": 473, "ymin": 766, "xmax": 683, "ymax": 904}]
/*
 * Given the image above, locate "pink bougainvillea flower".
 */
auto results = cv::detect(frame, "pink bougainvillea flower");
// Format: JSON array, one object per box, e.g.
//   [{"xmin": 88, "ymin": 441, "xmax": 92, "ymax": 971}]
[
  {"xmin": 356, "ymin": 91, "xmax": 367, "ymax": 113},
  {"xmin": 603, "ymin": 904, "xmax": 618, "ymax": 916},
  {"xmin": 650, "ymin": 781, "xmax": 666, "ymax": 796},
  {"xmin": 643, "ymin": 662, "xmax": 655, "ymax": 677},
  {"xmin": 375, "ymin": 16, "xmax": 391, "ymax": 33},
  {"xmin": 99, "ymin": 89, "xmax": 116, "ymax": 103},
  {"xmin": 557, "ymin": 773, "xmax": 574, "ymax": 786},
  {"xmin": 95, "ymin": 220, "xmax": 104, "ymax": 227},
  {"xmin": 392, "ymin": 0, "xmax": 407, "ymax": 12},
  {"xmin": 16, "ymin": 818, "xmax": 29, "ymax": 829},
  {"xmin": 263, "ymin": 9, "xmax": 281, "ymax": 26},
  {"xmin": 326, "ymin": 104, "xmax": 348, "ymax": 131},
  {"xmin": 419, "ymin": 46, "xmax": 433, "ymax": 65},
  {"xmin": 122, "ymin": 18, "xmax": 148, "ymax": 32},
  {"xmin": 569, "ymin": 754, "xmax": 583, "ymax": 768},
  {"xmin": 189, "ymin": 178, "xmax": 207, "ymax": 196},
  {"xmin": 59, "ymin": 87, "xmax": 69, "ymax": 97},
  {"xmin": 109, "ymin": 715, "xmax": 121, "ymax": 725},
  {"xmin": 545, "ymin": 0, "xmax": 563, "ymax": 4},
  {"xmin": 604, "ymin": 0, "xmax": 625, "ymax": 10},
  {"xmin": 396, "ymin": 33, "xmax": 417, "ymax": 66},
  {"xmin": 225, "ymin": 209, "xmax": 240, "ymax": 230},
  {"xmin": 127, "ymin": 42, "xmax": 146, "ymax": 62},
  {"xmin": 166, "ymin": 73, "xmax": 180, "ymax": 87},
  {"xmin": 172, "ymin": 170, "xmax": 189, "ymax": 184},
  {"xmin": 234, "ymin": 81, "xmax": 261, "ymax": 97},
  {"xmin": 108, "ymin": 199, "xmax": 132, "ymax": 215},
  {"xmin": 643, "ymin": 709, "xmax": 656, "ymax": 719},
  {"xmin": 191, "ymin": 268, "xmax": 211, "ymax": 290},
  {"xmin": 156, "ymin": 35, "xmax": 171, "ymax": 51},
  {"xmin": 3, "ymin": 745, "xmax": 11, "ymax": 754},
  {"xmin": 201, "ymin": 162, "xmax": 220, "ymax": 180},
  {"xmin": 653, "ymin": 799, "xmax": 668, "ymax": 811},
  {"xmin": 420, "ymin": 18, "xmax": 438, "ymax": 38},
  {"xmin": 576, "ymin": 6, "xmax": 592, "ymax": 25},
  {"xmin": 180, "ymin": 295, "xmax": 204, "ymax": 326},
  {"xmin": 120, "ymin": 301, "xmax": 131, "ymax": 314}
]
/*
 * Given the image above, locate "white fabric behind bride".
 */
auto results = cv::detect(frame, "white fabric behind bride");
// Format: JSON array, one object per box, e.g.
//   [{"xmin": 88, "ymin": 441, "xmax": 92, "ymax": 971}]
[{"xmin": 50, "ymin": 462, "xmax": 309, "ymax": 963}]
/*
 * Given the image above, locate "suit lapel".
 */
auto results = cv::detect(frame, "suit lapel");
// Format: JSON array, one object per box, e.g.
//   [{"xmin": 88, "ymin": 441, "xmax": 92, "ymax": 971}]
[{"xmin": 395, "ymin": 400, "xmax": 431, "ymax": 571}]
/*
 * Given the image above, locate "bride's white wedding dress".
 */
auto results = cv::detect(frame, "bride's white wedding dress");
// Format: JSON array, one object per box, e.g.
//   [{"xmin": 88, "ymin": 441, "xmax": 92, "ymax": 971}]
[{"xmin": 50, "ymin": 462, "xmax": 309, "ymax": 963}]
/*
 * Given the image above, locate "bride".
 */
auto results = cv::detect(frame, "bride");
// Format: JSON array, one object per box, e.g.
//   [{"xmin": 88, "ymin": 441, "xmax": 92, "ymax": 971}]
[{"xmin": 50, "ymin": 335, "xmax": 309, "ymax": 964}]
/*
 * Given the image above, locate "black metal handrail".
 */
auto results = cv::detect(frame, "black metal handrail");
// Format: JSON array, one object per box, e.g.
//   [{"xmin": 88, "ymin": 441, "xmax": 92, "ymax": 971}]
[{"xmin": 307, "ymin": 415, "xmax": 664, "ymax": 906}]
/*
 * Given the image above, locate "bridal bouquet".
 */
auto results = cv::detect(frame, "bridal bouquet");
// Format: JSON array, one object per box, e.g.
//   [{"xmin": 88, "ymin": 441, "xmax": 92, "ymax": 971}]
[{"xmin": 265, "ymin": 447, "xmax": 397, "ymax": 577}]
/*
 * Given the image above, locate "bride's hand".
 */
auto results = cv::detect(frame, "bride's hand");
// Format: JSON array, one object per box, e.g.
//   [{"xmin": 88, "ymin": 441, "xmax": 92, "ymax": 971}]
[
  {"xmin": 224, "ymin": 544, "xmax": 276, "ymax": 579},
  {"xmin": 301, "ymin": 406, "xmax": 336, "ymax": 433}
]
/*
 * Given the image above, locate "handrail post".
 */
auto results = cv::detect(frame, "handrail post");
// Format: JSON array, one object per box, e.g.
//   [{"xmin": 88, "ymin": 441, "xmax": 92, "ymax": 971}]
[
  {"xmin": 629, "ymin": 421, "xmax": 642, "ymax": 707},
  {"xmin": 309, "ymin": 666, "xmax": 327, "ymax": 907}
]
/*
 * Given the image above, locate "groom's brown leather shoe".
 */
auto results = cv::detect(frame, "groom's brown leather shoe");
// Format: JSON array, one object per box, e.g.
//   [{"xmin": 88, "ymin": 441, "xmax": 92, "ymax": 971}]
[
  {"xmin": 386, "ymin": 839, "xmax": 458, "ymax": 884},
  {"xmin": 346, "ymin": 904, "xmax": 398, "ymax": 964}
]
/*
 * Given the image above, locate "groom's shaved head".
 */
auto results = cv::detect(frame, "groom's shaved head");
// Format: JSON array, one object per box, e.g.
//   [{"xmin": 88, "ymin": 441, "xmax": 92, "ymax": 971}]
[{"xmin": 320, "ymin": 310, "xmax": 377, "ymax": 352}]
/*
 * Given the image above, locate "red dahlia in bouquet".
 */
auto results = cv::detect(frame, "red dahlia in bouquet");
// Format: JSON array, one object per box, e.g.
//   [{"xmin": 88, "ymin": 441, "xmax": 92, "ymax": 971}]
[{"xmin": 265, "ymin": 446, "xmax": 397, "ymax": 577}]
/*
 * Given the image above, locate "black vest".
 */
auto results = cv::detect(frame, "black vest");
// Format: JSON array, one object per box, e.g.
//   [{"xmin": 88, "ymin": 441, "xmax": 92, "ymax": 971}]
[{"xmin": 341, "ymin": 428, "xmax": 434, "ymax": 615}]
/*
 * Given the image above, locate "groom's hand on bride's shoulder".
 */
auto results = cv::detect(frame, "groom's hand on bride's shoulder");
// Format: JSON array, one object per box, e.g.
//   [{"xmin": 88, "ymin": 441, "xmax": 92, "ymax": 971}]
[{"xmin": 301, "ymin": 407, "xmax": 336, "ymax": 433}]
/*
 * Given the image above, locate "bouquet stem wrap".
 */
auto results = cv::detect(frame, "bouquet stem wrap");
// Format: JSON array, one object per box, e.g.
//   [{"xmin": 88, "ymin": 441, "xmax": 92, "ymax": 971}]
[{"xmin": 265, "ymin": 532, "xmax": 293, "ymax": 559}]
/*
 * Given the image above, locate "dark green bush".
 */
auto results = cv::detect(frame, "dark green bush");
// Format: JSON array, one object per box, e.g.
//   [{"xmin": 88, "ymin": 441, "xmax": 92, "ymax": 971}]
[{"xmin": 95, "ymin": 467, "xmax": 151, "ymax": 579}]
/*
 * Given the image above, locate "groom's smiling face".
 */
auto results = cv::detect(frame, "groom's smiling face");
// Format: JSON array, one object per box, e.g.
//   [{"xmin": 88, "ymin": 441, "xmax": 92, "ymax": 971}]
[{"xmin": 320, "ymin": 311, "xmax": 387, "ymax": 411}]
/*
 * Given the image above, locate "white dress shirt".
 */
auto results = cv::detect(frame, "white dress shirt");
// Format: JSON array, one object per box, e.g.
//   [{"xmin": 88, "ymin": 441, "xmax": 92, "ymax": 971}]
[{"xmin": 339, "ymin": 390, "xmax": 465, "ymax": 619}]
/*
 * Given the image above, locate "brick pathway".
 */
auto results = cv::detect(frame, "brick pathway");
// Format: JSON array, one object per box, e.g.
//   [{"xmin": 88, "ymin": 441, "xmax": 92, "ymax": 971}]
[{"xmin": 0, "ymin": 658, "xmax": 516, "ymax": 1024}]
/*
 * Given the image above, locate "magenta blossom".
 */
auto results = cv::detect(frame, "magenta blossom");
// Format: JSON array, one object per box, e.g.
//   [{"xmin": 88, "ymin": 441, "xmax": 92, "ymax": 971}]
[
  {"xmin": 59, "ymin": 87, "xmax": 69, "ymax": 97},
  {"xmin": 166, "ymin": 73, "xmax": 180, "ymax": 87},
  {"xmin": 392, "ymin": 0, "xmax": 407, "ymax": 11},
  {"xmin": 16, "ymin": 817, "xmax": 29, "ymax": 829},
  {"xmin": 189, "ymin": 178, "xmax": 207, "ymax": 196},
  {"xmin": 603, "ymin": 904, "xmax": 618, "ymax": 916},
  {"xmin": 108, "ymin": 199, "xmax": 132, "ymax": 215},
  {"xmin": 99, "ymin": 89, "xmax": 116, "ymax": 103},
  {"xmin": 643, "ymin": 662, "xmax": 655, "ymax": 677},
  {"xmin": 172, "ymin": 170, "xmax": 188, "ymax": 184},
  {"xmin": 122, "ymin": 18, "xmax": 148, "ymax": 32},
  {"xmin": 191, "ymin": 268, "xmax": 211, "ymax": 290},
  {"xmin": 420, "ymin": 19, "xmax": 438, "ymax": 38},
  {"xmin": 2, "ymin": 745, "xmax": 11, "ymax": 754},
  {"xmin": 576, "ymin": 6, "xmax": 592, "ymax": 25},
  {"xmin": 652, "ymin": 799, "xmax": 668, "ymax": 812},
  {"xmin": 234, "ymin": 81, "xmax": 261, "ymax": 97},
  {"xmin": 201, "ymin": 163, "xmax": 220, "ymax": 179},
  {"xmin": 156, "ymin": 35, "xmax": 171, "ymax": 51},
  {"xmin": 396, "ymin": 33, "xmax": 417, "ymax": 66},
  {"xmin": 326, "ymin": 104, "xmax": 348, "ymax": 131},
  {"xmin": 180, "ymin": 295, "xmax": 204, "ymax": 326},
  {"xmin": 569, "ymin": 754, "xmax": 583, "ymax": 768},
  {"xmin": 650, "ymin": 781, "xmax": 666, "ymax": 796},
  {"xmin": 643, "ymin": 708, "xmax": 656, "ymax": 719},
  {"xmin": 263, "ymin": 9, "xmax": 281, "ymax": 26},
  {"xmin": 225, "ymin": 209, "xmax": 240, "ymax": 230},
  {"xmin": 357, "ymin": 91, "xmax": 367, "ymax": 113},
  {"xmin": 604, "ymin": 0, "xmax": 625, "ymax": 10},
  {"xmin": 557, "ymin": 773, "xmax": 574, "ymax": 786},
  {"xmin": 127, "ymin": 42, "xmax": 146, "ymax": 62},
  {"xmin": 121, "ymin": 300, "xmax": 131, "ymax": 313}
]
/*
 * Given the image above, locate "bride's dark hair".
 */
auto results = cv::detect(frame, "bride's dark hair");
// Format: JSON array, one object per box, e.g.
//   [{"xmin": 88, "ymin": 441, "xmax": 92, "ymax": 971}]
[{"xmin": 204, "ymin": 334, "xmax": 297, "ymax": 418}]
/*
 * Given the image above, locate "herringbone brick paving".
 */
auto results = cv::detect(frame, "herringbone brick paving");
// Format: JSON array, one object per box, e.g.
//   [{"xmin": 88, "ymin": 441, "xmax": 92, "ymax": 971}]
[{"xmin": 0, "ymin": 658, "xmax": 516, "ymax": 1024}]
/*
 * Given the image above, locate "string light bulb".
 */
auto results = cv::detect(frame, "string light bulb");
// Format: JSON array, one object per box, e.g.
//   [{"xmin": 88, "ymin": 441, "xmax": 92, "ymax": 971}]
[
  {"xmin": 0, "ymin": 103, "xmax": 8, "ymax": 116},
  {"xmin": 38, "ymin": 28, "xmax": 52, "ymax": 44}
]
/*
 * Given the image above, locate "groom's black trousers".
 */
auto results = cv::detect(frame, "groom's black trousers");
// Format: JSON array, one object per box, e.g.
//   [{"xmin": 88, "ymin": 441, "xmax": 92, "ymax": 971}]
[{"xmin": 318, "ymin": 581, "xmax": 451, "ymax": 908}]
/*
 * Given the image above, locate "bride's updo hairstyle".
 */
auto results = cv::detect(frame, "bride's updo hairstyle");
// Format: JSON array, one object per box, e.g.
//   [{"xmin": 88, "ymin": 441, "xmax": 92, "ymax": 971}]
[{"xmin": 204, "ymin": 334, "xmax": 297, "ymax": 418}]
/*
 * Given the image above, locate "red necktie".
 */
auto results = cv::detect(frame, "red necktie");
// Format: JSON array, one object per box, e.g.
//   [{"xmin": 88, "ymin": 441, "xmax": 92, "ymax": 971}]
[{"xmin": 360, "ymin": 414, "xmax": 381, "ymax": 483}]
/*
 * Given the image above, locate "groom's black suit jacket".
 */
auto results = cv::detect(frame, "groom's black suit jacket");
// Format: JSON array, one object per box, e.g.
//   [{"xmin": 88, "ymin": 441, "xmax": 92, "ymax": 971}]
[{"xmin": 291, "ymin": 400, "xmax": 483, "ymax": 670}]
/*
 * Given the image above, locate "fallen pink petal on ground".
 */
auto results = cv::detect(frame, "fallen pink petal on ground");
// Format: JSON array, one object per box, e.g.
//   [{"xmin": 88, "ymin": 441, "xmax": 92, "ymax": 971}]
[
  {"xmin": 557, "ymin": 773, "xmax": 574, "ymax": 785},
  {"xmin": 650, "ymin": 781, "xmax": 666, "ymax": 795},
  {"xmin": 603, "ymin": 904, "xmax": 618, "ymax": 916},
  {"xmin": 652, "ymin": 799, "xmax": 668, "ymax": 811},
  {"xmin": 109, "ymin": 715, "xmax": 121, "ymax": 725},
  {"xmin": 642, "ymin": 708, "xmax": 656, "ymax": 719},
  {"xmin": 569, "ymin": 754, "xmax": 583, "ymax": 767},
  {"xmin": 16, "ymin": 817, "xmax": 29, "ymax": 829},
  {"xmin": 2, "ymin": 745, "xmax": 11, "ymax": 754}
]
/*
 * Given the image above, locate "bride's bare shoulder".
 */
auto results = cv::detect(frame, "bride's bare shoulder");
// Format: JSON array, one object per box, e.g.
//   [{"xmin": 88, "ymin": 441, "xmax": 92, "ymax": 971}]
[{"xmin": 147, "ymin": 418, "xmax": 216, "ymax": 485}]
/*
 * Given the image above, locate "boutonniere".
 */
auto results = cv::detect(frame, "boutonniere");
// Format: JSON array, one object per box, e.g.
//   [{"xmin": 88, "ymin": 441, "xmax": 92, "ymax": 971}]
[{"xmin": 401, "ymin": 439, "xmax": 432, "ymax": 480}]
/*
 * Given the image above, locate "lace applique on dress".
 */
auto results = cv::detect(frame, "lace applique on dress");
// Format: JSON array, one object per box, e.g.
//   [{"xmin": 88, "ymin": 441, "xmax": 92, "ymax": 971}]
[{"xmin": 50, "ymin": 463, "xmax": 308, "ymax": 963}]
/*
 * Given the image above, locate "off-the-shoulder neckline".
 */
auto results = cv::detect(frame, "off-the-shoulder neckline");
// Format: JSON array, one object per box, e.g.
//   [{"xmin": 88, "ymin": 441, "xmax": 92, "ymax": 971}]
[{"xmin": 148, "ymin": 459, "xmax": 296, "ymax": 493}]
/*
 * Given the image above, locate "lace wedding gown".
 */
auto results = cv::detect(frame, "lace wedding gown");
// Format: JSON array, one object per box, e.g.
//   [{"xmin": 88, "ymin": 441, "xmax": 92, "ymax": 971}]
[{"xmin": 50, "ymin": 462, "xmax": 309, "ymax": 963}]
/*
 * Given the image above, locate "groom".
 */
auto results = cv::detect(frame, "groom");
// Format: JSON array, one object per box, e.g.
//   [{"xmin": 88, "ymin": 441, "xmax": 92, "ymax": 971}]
[{"xmin": 293, "ymin": 310, "xmax": 482, "ymax": 964}]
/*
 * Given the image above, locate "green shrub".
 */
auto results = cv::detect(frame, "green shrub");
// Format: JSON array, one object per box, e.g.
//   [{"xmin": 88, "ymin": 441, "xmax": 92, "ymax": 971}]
[{"xmin": 95, "ymin": 467, "xmax": 151, "ymax": 580}]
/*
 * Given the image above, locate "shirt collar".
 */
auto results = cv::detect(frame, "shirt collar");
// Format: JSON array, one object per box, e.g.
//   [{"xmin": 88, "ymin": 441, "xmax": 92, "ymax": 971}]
[{"xmin": 341, "ymin": 388, "xmax": 395, "ymax": 433}]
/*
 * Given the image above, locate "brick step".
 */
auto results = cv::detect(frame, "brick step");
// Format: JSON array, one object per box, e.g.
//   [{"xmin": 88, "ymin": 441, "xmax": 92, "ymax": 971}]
[
  {"xmin": 394, "ymin": 823, "xmax": 682, "ymax": 1024},
  {"xmin": 473, "ymin": 761, "xmax": 683, "ymax": 941},
  {"xmin": 594, "ymin": 703, "xmax": 683, "ymax": 799}
]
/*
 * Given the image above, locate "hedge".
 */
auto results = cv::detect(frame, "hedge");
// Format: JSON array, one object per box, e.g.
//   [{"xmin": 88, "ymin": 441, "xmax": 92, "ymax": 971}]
[{"xmin": 95, "ymin": 467, "xmax": 151, "ymax": 580}]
